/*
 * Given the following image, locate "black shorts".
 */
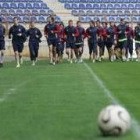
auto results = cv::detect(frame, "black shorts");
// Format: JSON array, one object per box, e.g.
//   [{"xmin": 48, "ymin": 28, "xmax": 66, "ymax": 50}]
[
  {"xmin": 75, "ymin": 42, "xmax": 83, "ymax": 49},
  {"xmin": 66, "ymin": 42, "xmax": 75, "ymax": 49},
  {"xmin": 88, "ymin": 41, "xmax": 97, "ymax": 54},
  {"xmin": 47, "ymin": 38, "xmax": 57, "ymax": 47},
  {"xmin": 0, "ymin": 40, "xmax": 5, "ymax": 50},
  {"xmin": 12, "ymin": 41, "xmax": 24, "ymax": 53},
  {"xmin": 118, "ymin": 41, "xmax": 127, "ymax": 50}
]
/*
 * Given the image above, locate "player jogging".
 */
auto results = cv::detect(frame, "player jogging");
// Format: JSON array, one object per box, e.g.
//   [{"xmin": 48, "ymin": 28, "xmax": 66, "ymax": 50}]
[
  {"xmin": 26, "ymin": 21, "xmax": 42, "ymax": 66},
  {"xmin": 0, "ymin": 18, "xmax": 5, "ymax": 67},
  {"xmin": 9, "ymin": 17, "xmax": 26, "ymax": 68}
]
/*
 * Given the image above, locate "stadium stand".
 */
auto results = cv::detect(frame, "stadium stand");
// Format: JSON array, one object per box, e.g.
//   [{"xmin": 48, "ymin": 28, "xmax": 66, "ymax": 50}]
[
  {"xmin": 58, "ymin": 0, "xmax": 140, "ymax": 22},
  {"xmin": 0, "ymin": 0, "xmax": 61, "ymax": 23}
]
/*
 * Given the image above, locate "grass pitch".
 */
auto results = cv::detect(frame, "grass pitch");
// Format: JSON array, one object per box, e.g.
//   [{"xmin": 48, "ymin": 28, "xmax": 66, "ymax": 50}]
[{"xmin": 0, "ymin": 60, "xmax": 140, "ymax": 140}]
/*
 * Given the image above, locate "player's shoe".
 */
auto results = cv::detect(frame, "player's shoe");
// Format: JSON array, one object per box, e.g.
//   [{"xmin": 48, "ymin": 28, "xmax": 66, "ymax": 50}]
[
  {"xmin": 98, "ymin": 57, "xmax": 102, "ymax": 62},
  {"xmin": 53, "ymin": 62, "xmax": 56, "ymax": 65},
  {"xmin": 122, "ymin": 56, "xmax": 126, "ymax": 62},
  {"xmin": 110, "ymin": 56, "xmax": 114, "ymax": 62},
  {"xmin": 16, "ymin": 64, "xmax": 20, "ymax": 68},
  {"xmin": 79, "ymin": 58, "xmax": 83, "ymax": 63},
  {"xmin": 126, "ymin": 58, "xmax": 129, "ymax": 62},
  {"xmin": 93, "ymin": 59, "xmax": 95, "ymax": 63},
  {"xmin": 70, "ymin": 60, "xmax": 73, "ymax": 64},
  {"xmin": 50, "ymin": 60, "xmax": 53, "ymax": 64},
  {"xmin": 136, "ymin": 58, "xmax": 139, "ymax": 62},
  {"xmin": 32, "ymin": 61, "xmax": 35, "ymax": 66}
]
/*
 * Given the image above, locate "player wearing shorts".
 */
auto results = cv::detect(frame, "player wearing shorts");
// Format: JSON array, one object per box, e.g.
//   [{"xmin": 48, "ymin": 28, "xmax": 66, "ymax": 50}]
[
  {"xmin": 26, "ymin": 21, "xmax": 42, "ymax": 66},
  {"xmin": 126, "ymin": 22, "xmax": 134, "ymax": 61},
  {"xmin": 9, "ymin": 17, "xmax": 26, "ymax": 68},
  {"xmin": 134, "ymin": 22, "xmax": 140, "ymax": 62},
  {"xmin": 64, "ymin": 20, "xmax": 78, "ymax": 63},
  {"xmin": 75, "ymin": 21, "xmax": 86, "ymax": 63},
  {"xmin": 44, "ymin": 17, "xmax": 57, "ymax": 65},
  {"xmin": 86, "ymin": 21, "xmax": 99, "ymax": 63},
  {"xmin": 0, "ymin": 18, "xmax": 5, "ymax": 67},
  {"xmin": 106, "ymin": 22, "xmax": 116, "ymax": 62},
  {"xmin": 116, "ymin": 19, "xmax": 129, "ymax": 61}
]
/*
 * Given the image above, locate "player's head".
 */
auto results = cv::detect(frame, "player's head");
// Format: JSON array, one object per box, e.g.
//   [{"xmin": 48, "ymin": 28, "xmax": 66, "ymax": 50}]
[
  {"xmin": 120, "ymin": 18, "xmax": 125, "ymax": 25},
  {"xmin": 48, "ymin": 16, "xmax": 55, "ymax": 23},
  {"xmin": 68, "ymin": 20, "xmax": 73, "ymax": 26},
  {"xmin": 77, "ymin": 21, "xmax": 81, "ymax": 27},
  {"xmin": 102, "ymin": 22, "xmax": 108, "ymax": 27},
  {"xmin": 89, "ymin": 21, "xmax": 95, "ymax": 27},
  {"xmin": 137, "ymin": 22, "xmax": 140, "ymax": 27},
  {"xmin": 30, "ymin": 20, "xmax": 35, "ymax": 28},
  {"xmin": 110, "ymin": 21, "xmax": 115, "ymax": 27},
  {"xmin": 0, "ymin": 18, "xmax": 2, "ymax": 25},
  {"xmin": 13, "ymin": 17, "xmax": 19, "ymax": 25},
  {"xmin": 60, "ymin": 22, "xmax": 64, "ymax": 28},
  {"xmin": 96, "ymin": 20, "xmax": 100, "ymax": 26}
]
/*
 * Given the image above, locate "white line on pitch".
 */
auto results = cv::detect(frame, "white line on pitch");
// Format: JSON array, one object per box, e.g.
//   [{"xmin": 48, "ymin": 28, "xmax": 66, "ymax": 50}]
[{"xmin": 84, "ymin": 62, "xmax": 140, "ymax": 138}]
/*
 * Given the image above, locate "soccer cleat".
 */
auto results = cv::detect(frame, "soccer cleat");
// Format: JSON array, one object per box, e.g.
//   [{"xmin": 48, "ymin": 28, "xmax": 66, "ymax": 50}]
[
  {"xmin": 122, "ymin": 56, "xmax": 126, "ymax": 62},
  {"xmin": 50, "ymin": 59, "xmax": 53, "ymax": 64},
  {"xmin": 110, "ymin": 56, "xmax": 114, "ymax": 62},
  {"xmin": 53, "ymin": 62, "xmax": 56, "ymax": 65},
  {"xmin": 70, "ymin": 60, "xmax": 73, "ymax": 64},
  {"xmin": 93, "ymin": 59, "xmax": 95, "ymax": 63},
  {"xmin": 32, "ymin": 61, "xmax": 35, "ymax": 66},
  {"xmin": 136, "ymin": 58, "xmax": 139, "ymax": 62},
  {"xmin": 126, "ymin": 58, "xmax": 129, "ymax": 62},
  {"xmin": 79, "ymin": 58, "xmax": 83, "ymax": 63},
  {"xmin": 98, "ymin": 57, "xmax": 102, "ymax": 62},
  {"xmin": 16, "ymin": 64, "xmax": 20, "ymax": 68}
]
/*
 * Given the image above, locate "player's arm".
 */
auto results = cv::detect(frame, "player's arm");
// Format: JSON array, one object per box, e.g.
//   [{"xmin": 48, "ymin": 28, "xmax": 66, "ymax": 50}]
[
  {"xmin": 44, "ymin": 25, "xmax": 48, "ymax": 38},
  {"xmin": 8, "ymin": 27, "xmax": 12, "ymax": 39}
]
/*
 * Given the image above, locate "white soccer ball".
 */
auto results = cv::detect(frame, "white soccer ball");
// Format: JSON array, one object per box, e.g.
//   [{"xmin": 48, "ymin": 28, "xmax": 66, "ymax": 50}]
[{"xmin": 98, "ymin": 105, "xmax": 131, "ymax": 136}]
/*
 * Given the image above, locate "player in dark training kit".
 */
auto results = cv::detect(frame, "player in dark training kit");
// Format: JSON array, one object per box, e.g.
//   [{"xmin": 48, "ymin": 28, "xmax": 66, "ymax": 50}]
[
  {"xmin": 44, "ymin": 17, "xmax": 57, "ymax": 65},
  {"xmin": 64, "ymin": 20, "xmax": 79, "ymax": 63},
  {"xmin": 86, "ymin": 21, "xmax": 99, "ymax": 63},
  {"xmin": 75, "ymin": 21, "xmax": 86, "ymax": 63},
  {"xmin": 9, "ymin": 17, "xmax": 26, "ymax": 68},
  {"xmin": 26, "ymin": 21, "xmax": 42, "ymax": 66},
  {"xmin": 134, "ymin": 22, "xmax": 140, "ymax": 62},
  {"xmin": 116, "ymin": 19, "xmax": 129, "ymax": 61},
  {"xmin": 0, "ymin": 18, "xmax": 5, "ymax": 67},
  {"xmin": 106, "ymin": 22, "xmax": 116, "ymax": 62}
]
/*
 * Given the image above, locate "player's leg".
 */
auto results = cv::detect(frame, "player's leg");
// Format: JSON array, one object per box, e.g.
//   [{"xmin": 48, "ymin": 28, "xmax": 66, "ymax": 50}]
[
  {"xmin": 0, "ymin": 40, "xmax": 5, "ymax": 67},
  {"xmin": 88, "ymin": 42, "xmax": 92, "ymax": 60},
  {"xmin": 78, "ymin": 46, "xmax": 83, "ymax": 63},
  {"xmin": 135, "ymin": 43, "xmax": 140, "ymax": 61},
  {"xmin": 121, "ymin": 41, "xmax": 127, "ymax": 62},
  {"xmin": 98, "ymin": 42, "xmax": 104, "ymax": 62},
  {"xmin": 52, "ymin": 42, "xmax": 57, "ymax": 65},
  {"xmin": 74, "ymin": 45, "xmax": 79, "ymax": 63},
  {"xmin": 128, "ymin": 39, "xmax": 133, "ymax": 61},
  {"xmin": 18, "ymin": 42, "xmax": 24, "ymax": 65},
  {"xmin": 92, "ymin": 42, "xmax": 97, "ymax": 63},
  {"xmin": 29, "ymin": 42, "xmax": 36, "ymax": 66},
  {"xmin": 66, "ymin": 42, "xmax": 70, "ymax": 61}
]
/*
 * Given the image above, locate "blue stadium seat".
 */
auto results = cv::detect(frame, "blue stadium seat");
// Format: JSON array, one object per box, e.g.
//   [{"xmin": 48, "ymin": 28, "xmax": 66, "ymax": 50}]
[
  {"xmin": 64, "ymin": 3, "xmax": 71, "ymax": 9},
  {"xmin": 107, "ymin": 4, "xmax": 114, "ymax": 9},
  {"xmin": 32, "ymin": 9, "xmax": 39, "ymax": 15},
  {"xmin": 109, "ymin": 17, "xmax": 115, "ymax": 22},
  {"xmin": 79, "ymin": 10, "xmax": 85, "ymax": 15},
  {"xmin": 117, "ymin": 10, "xmax": 123, "ymax": 15},
  {"xmin": 94, "ymin": 10, "xmax": 101, "ymax": 16},
  {"xmin": 31, "ymin": 16, "xmax": 37, "ymax": 22},
  {"xmin": 18, "ymin": 3, "xmax": 24, "ymax": 9},
  {"xmin": 55, "ymin": 16, "xmax": 61, "ymax": 22},
  {"xmin": 121, "ymin": 4, "xmax": 128, "ymax": 9},
  {"xmin": 9, "ymin": 9, "xmax": 16, "ymax": 16},
  {"xmin": 87, "ymin": 10, "xmax": 93, "ymax": 16},
  {"xmin": 114, "ymin": 4, "xmax": 121, "ymax": 9},
  {"xmin": 135, "ymin": 4, "xmax": 140, "ymax": 9},
  {"xmin": 100, "ymin": 4, "xmax": 107, "ymax": 9},
  {"xmin": 16, "ymin": 9, "xmax": 23, "ymax": 15},
  {"xmin": 33, "ymin": 3, "xmax": 40, "ymax": 9},
  {"xmin": 124, "ymin": 10, "xmax": 130, "ymax": 15},
  {"xmin": 41, "ymin": 3, "xmax": 48, "ymax": 9},
  {"xmin": 72, "ymin": 10, "xmax": 78, "ymax": 16},
  {"xmin": 26, "ymin": 3, "xmax": 33, "ymax": 9},
  {"xmin": 40, "ymin": 9, "xmax": 48, "ymax": 16},
  {"xmin": 0, "ymin": 9, "xmax": 8, "ymax": 15},
  {"xmin": 7, "ymin": 16, "xmax": 13, "ymax": 22},
  {"xmin": 86, "ymin": 4, "xmax": 92, "ymax": 9},
  {"xmin": 10, "ymin": 3, "xmax": 18, "ymax": 9},
  {"xmin": 24, "ymin": 9, "xmax": 31, "ymax": 15},
  {"xmin": 38, "ymin": 16, "xmax": 46, "ymax": 23},
  {"xmin": 2, "ymin": 3, "xmax": 10, "ymax": 9},
  {"xmin": 128, "ymin": 4, "xmax": 134, "ymax": 9},
  {"xmin": 23, "ymin": 16, "xmax": 30, "ymax": 22},
  {"xmin": 79, "ymin": 4, "xmax": 86, "ymax": 9}
]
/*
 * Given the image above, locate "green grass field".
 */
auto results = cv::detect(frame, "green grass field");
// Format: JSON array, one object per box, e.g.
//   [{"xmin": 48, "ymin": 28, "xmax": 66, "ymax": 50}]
[{"xmin": 0, "ymin": 60, "xmax": 140, "ymax": 140}]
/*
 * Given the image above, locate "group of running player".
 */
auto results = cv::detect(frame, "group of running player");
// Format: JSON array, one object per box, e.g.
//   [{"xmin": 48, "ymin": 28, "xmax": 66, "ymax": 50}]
[{"xmin": 0, "ymin": 16, "xmax": 140, "ymax": 68}]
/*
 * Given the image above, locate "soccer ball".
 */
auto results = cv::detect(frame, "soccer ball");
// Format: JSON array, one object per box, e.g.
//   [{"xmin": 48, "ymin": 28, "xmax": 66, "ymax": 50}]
[{"xmin": 98, "ymin": 105, "xmax": 131, "ymax": 136}]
